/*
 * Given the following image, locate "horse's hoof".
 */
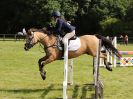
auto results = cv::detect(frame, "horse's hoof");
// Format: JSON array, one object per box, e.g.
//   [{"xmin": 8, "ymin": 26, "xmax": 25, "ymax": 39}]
[
  {"xmin": 106, "ymin": 66, "xmax": 112, "ymax": 71},
  {"xmin": 40, "ymin": 72, "xmax": 46, "ymax": 80},
  {"xmin": 41, "ymin": 75, "xmax": 46, "ymax": 80}
]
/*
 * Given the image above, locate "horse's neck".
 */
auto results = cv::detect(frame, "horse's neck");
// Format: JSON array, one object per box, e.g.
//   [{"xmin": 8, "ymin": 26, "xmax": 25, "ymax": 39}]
[
  {"xmin": 39, "ymin": 34, "xmax": 57, "ymax": 47},
  {"xmin": 48, "ymin": 35, "xmax": 57, "ymax": 43}
]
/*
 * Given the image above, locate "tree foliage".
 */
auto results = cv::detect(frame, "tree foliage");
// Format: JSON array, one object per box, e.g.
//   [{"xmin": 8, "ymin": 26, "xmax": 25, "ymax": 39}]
[{"xmin": 0, "ymin": 0, "xmax": 133, "ymax": 36}]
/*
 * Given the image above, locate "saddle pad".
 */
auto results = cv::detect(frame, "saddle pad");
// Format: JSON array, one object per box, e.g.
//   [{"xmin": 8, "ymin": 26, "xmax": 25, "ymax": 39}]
[{"xmin": 68, "ymin": 38, "xmax": 81, "ymax": 51}]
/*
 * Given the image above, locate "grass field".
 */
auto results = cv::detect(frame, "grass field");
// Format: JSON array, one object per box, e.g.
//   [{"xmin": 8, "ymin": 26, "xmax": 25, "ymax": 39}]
[{"xmin": 0, "ymin": 41, "xmax": 133, "ymax": 99}]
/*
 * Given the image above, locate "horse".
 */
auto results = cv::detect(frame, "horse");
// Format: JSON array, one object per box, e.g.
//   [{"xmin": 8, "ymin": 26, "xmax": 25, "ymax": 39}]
[{"xmin": 24, "ymin": 28, "xmax": 121, "ymax": 80}]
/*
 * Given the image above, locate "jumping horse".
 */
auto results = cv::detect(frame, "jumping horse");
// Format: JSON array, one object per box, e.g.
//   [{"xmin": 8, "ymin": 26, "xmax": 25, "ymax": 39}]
[{"xmin": 24, "ymin": 28, "xmax": 121, "ymax": 80}]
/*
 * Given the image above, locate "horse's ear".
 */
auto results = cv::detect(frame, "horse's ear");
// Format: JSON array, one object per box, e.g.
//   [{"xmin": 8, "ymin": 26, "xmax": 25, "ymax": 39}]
[{"xmin": 28, "ymin": 28, "xmax": 39, "ymax": 35}]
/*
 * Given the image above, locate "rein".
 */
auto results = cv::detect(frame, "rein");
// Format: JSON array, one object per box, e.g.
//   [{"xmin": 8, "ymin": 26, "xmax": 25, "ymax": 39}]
[
  {"xmin": 38, "ymin": 34, "xmax": 59, "ymax": 52},
  {"xmin": 39, "ymin": 41, "xmax": 58, "ymax": 53}
]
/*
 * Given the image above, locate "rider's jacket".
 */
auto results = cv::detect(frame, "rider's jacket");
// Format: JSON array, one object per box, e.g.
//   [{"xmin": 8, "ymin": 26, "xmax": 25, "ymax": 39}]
[{"xmin": 55, "ymin": 18, "xmax": 75, "ymax": 36}]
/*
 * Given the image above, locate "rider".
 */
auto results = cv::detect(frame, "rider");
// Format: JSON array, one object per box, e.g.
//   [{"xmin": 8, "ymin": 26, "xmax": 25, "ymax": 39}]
[{"xmin": 51, "ymin": 11, "xmax": 76, "ymax": 45}]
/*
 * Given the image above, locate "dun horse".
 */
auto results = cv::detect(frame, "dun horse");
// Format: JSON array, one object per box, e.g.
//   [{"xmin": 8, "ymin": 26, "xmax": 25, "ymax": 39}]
[{"xmin": 24, "ymin": 28, "xmax": 121, "ymax": 80}]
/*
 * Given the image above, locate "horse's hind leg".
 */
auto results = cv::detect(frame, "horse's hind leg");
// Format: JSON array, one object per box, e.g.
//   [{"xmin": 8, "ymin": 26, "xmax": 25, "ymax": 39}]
[{"xmin": 100, "ymin": 52, "xmax": 113, "ymax": 71}]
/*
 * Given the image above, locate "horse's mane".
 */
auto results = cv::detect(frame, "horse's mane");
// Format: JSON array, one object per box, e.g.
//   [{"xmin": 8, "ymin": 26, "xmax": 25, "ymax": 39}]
[
  {"xmin": 28, "ymin": 27, "xmax": 59, "ymax": 39},
  {"xmin": 27, "ymin": 27, "xmax": 49, "ymax": 35}
]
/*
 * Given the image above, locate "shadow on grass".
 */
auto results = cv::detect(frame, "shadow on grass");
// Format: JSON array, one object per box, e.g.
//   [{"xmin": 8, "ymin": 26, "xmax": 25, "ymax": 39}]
[
  {"xmin": 0, "ymin": 83, "xmax": 95, "ymax": 99},
  {"xmin": 72, "ymin": 84, "xmax": 94, "ymax": 99}
]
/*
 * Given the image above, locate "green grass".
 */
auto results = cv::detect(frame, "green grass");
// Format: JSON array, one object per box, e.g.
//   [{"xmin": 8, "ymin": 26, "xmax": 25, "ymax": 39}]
[{"xmin": 0, "ymin": 41, "xmax": 133, "ymax": 99}]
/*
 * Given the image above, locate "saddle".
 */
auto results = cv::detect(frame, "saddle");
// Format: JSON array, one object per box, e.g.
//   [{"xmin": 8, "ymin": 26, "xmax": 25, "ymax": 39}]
[
  {"xmin": 57, "ymin": 35, "xmax": 81, "ymax": 59},
  {"xmin": 57, "ymin": 35, "xmax": 81, "ymax": 51},
  {"xmin": 57, "ymin": 35, "xmax": 76, "ymax": 49}
]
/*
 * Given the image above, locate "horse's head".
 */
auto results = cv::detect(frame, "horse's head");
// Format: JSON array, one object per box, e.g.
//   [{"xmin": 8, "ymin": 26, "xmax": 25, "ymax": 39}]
[{"xmin": 24, "ymin": 28, "xmax": 39, "ymax": 51}]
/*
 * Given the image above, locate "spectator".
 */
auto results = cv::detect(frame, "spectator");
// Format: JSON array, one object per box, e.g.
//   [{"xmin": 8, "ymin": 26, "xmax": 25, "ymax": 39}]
[{"xmin": 124, "ymin": 34, "xmax": 128, "ymax": 45}]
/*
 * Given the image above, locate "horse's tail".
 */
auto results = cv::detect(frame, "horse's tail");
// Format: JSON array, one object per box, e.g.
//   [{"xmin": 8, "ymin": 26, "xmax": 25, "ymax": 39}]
[{"xmin": 95, "ymin": 34, "xmax": 122, "ymax": 58}]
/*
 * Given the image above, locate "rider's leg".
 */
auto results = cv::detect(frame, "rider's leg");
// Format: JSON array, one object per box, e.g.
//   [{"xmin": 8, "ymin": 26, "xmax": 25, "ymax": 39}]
[
  {"xmin": 62, "ymin": 30, "xmax": 75, "ymax": 44},
  {"xmin": 61, "ymin": 30, "xmax": 75, "ymax": 58}
]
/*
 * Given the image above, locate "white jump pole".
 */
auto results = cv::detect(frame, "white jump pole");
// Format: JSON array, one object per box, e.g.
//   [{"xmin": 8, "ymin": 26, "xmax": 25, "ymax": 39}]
[
  {"xmin": 100, "ymin": 36, "xmax": 114, "ymax": 67},
  {"xmin": 63, "ymin": 38, "xmax": 74, "ymax": 99},
  {"xmin": 69, "ymin": 59, "xmax": 73, "ymax": 85},
  {"xmin": 99, "ymin": 46, "xmax": 105, "ymax": 66},
  {"xmin": 63, "ymin": 38, "xmax": 68, "ymax": 99},
  {"xmin": 106, "ymin": 36, "xmax": 110, "ymax": 63},
  {"xmin": 113, "ymin": 37, "xmax": 117, "ymax": 67},
  {"xmin": 94, "ymin": 39, "xmax": 101, "ymax": 99},
  {"xmin": 102, "ymin": 36, "xmax": 117, "ymax": 67}
]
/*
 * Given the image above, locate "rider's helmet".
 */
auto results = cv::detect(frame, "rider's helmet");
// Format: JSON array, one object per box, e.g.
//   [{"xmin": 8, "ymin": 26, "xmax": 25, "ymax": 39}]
[{"xmin": 51, "ymin": 11, "xmax": 61, "ymax": 17}]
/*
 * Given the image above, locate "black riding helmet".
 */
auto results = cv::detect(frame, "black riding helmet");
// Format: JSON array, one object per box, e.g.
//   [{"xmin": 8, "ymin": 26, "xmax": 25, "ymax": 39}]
[{"xmin": 51, "ymin": 11, "xmax": 61, "ymax": 17}]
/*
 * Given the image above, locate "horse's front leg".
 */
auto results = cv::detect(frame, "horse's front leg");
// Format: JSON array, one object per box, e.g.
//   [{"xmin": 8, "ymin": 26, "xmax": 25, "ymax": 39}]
[
  {"xmin": 38, "ymin": 55, "xmax": 56, "ymax": 80},
  {"xmin": 38, "ymin": 56, "xmax": 48, "ymax": 80}
]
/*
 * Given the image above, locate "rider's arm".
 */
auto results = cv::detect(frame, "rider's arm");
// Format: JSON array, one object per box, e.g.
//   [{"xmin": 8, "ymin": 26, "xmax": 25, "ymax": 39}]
[{"xmin": 55, "ymin": 19, "xmax": 63, "ymax": 35}]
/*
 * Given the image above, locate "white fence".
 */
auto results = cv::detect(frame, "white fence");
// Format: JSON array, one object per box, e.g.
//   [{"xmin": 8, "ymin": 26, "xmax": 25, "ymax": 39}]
[
  {"xmin": 0, "ymin": 34, "xmax": 133, "ymax": 42},
  {"xmin": 100, "ymin": 37, "xmax": 133, "ymax": 67},
  {"xmin": 0, "ymin": 34, "xmax": 25, "ymax": 41}
]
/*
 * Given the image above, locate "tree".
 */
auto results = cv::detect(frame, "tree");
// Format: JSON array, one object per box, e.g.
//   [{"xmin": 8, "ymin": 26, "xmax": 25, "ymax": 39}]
[
  {"xmin": 74, "ymin": 0, "xmax": 102, "ymax": 34},
  {"xmin": 0, "ymin": 0, "xmax": 133, "ymax": 35},
  {"xmin": 95, "ymin": 0, "xmax": 132, "ymax": 35}
]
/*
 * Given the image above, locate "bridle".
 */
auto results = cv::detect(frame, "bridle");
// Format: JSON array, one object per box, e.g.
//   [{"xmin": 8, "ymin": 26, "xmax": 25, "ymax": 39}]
[
  {"xmin": 25, "ymin": 31, "xmax": 59, "ymax": 51},
  {"xmin": 26, "ymin": 31, "xmax": 47, "ymax": 45},
  {"xmin": 27, "ymin": 32, "xmax": 35, "ymax": 45}
]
